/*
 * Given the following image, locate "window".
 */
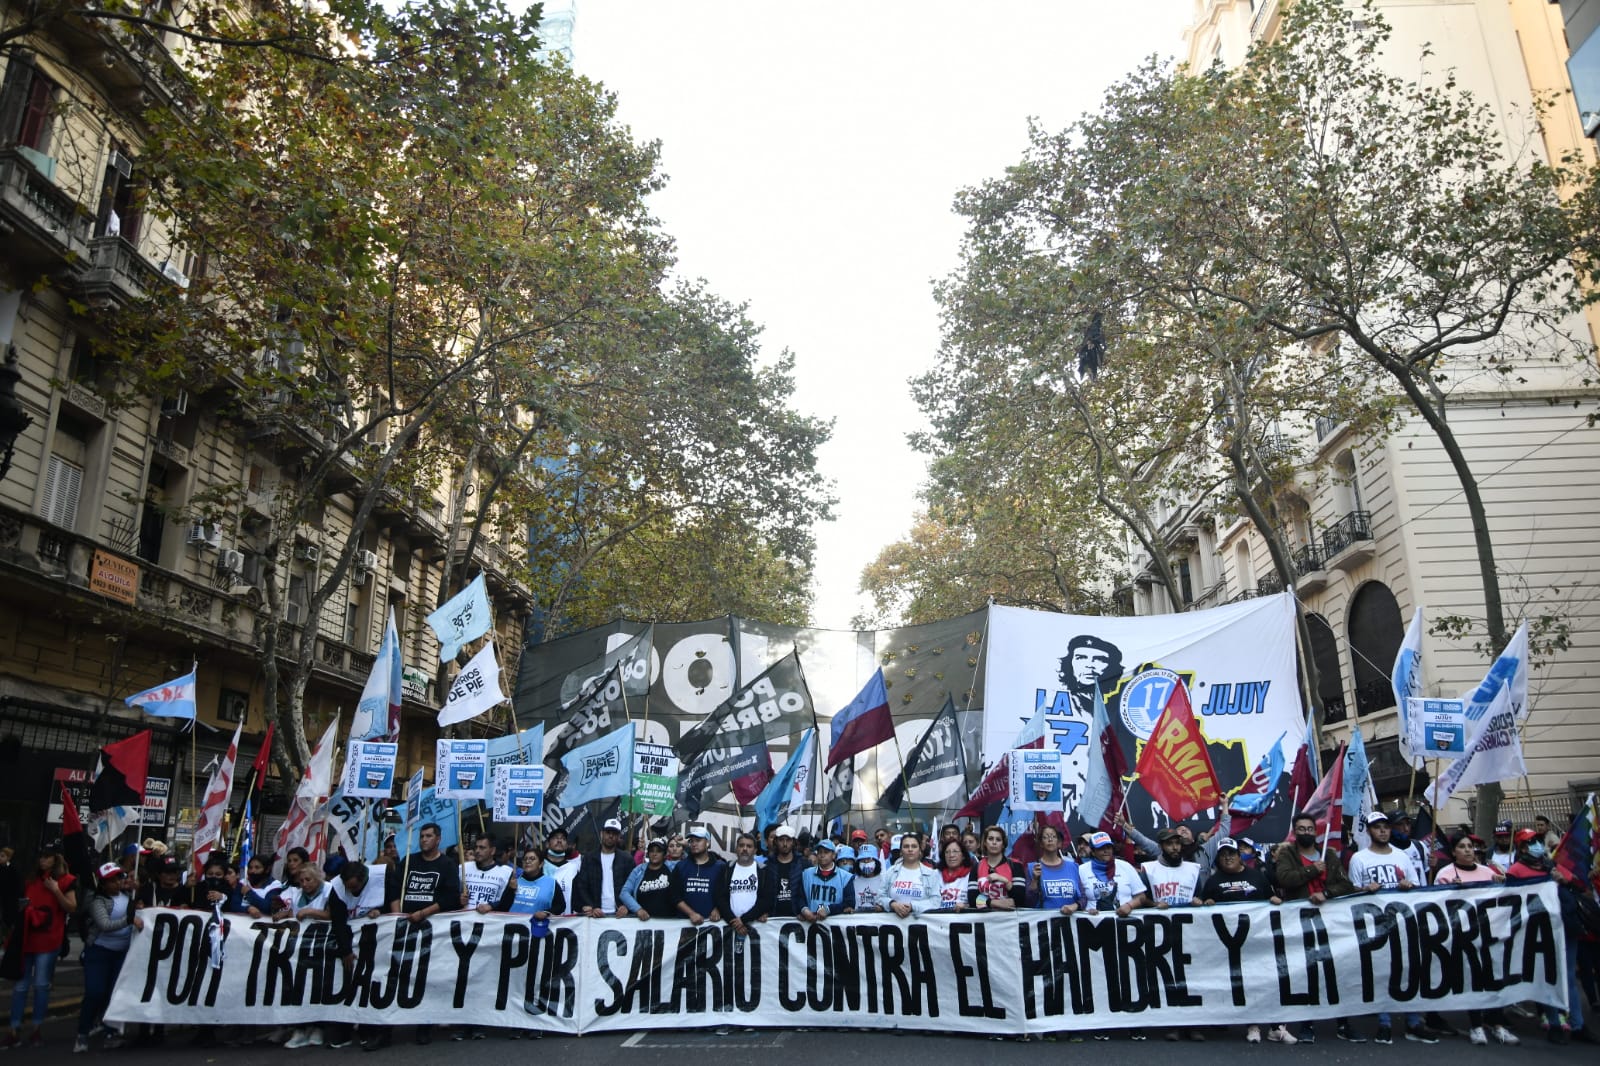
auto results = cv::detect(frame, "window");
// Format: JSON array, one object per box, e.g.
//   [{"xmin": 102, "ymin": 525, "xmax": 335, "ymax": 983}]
[
  {"xmin": 1176, "ymin": 557, "xmax": 1194, "ymax": 605},
  {"xmin": 0, "ymin": 53, "xmax": 57, "ymax": 155},
  {"xmin": 1349, "ymin": 582, "xmax": 1404, "ymax": 716},
  {"xmin": 97, "ymin": 143, "xmax": 142, "ymax": 242},
  {"xmin": 1234, "ymin": 541, "xmax": 1254, "ymax": 593},
  {"xmin": 218, "ymin": 688, "xmax": 249, "ymax": 724},
  {"xmin": 40, "ymin": 454, "xmax": 83, "ymax": 529}
]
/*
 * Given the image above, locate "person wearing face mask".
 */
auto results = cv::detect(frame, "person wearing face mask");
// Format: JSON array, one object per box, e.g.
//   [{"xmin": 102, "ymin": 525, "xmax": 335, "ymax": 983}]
[
  {"xmin": 851, "ymin": 847, "xmax": 888, "ymax": 913},
  {"xmin": 542, "ymin": 828, "xmax": 581, "ymax": 916},
  {"xmin": 1507, "ymin": 829, "xmax": 1594, "ymax": 1043},
  {"xmin": 1386, "ymin": 809, "xmax": 1430, "ymax": 877},
  {"xmin": 1274, "ymin": 812, "xmax": 1359, "ymax": 1044}
]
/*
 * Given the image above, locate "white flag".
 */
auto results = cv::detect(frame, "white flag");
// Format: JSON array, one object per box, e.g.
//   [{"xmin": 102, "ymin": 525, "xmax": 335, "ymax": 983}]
[
  {"xmin": 274, "ymin": 716, "xmax": 339, "ymax": 877},
  {"xmin": 438, "ymin": 641, "xmax": 507, "ymax": 726},
  {"xmin": 426, "ymin": 574, "xmax": 492, "ymax": 662},
  {"xmin": 191, "ymin": 722, "xmax": 243, "ymax": 874},
  {"xmin": 1432, "ymin": 622, "xmax": 1530, "ymax": 805},
  {"xmin": 1392, "ymin": 608, "xmax": 1426, "ymax": 769}
]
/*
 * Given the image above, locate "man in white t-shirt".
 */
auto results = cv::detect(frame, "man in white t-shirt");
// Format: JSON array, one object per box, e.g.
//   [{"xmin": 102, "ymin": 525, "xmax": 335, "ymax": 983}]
[
  {"xmin": 461, "ymin": 833, "xmax": 514, "ymax": 913},
  {"xmin": 1346, "ymin": 812, "xmax": 1442, "ymax": 1045},
  {"xmin": 719, "ymin": 832, "xmax": 765, "ymax": 935},
  {"xmin": 1141, "ymin": 828, "xmax": 1202, "ymax": 908}
]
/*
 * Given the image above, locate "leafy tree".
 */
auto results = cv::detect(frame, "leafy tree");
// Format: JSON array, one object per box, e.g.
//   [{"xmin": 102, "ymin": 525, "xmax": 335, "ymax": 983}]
[{"xmin": 89, "ymin": 1, "xmax": 829, "ymax": 772}]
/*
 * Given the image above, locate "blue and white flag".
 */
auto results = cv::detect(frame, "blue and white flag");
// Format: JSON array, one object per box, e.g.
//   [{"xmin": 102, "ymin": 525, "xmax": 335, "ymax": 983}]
[
  {"xmin": 754, "ymin": 728, "xmax": 815, "ymax": 833},
  {"xmin": 558, "ymin": 722, "xmax": 635, "ymax": 807},
  {"xmin": 1434, "ymin": 622, "xmax": 1530, "ymax": 805},
  {"xmin": 1228, "ymin": 732, "xmax": 1286, "ymax": 817},
  {"xmin": 351, "ymin": 610, "xmax": 402, "ymax": 742},
  {"xmin": 124, "ymin": 667, "xmax": 197, "ymax": 721},
  {"xmin": 1078, "ymin": 688, "xmax": 1117, "ymax": 827},
  {"xmin": 238, "ymin": 797, "xmax": 255, "ymax": 875},
  {"xmin": 1392, "ymin": 608, "xmax": 1426, "ymax": 768},
  {"xmin": 1341, "ymin": 726, "xmax": 1371, "ymax": 815},
  {"xmin": 426, "ymin": 573, "xmax": 492, "ymax": 662}
]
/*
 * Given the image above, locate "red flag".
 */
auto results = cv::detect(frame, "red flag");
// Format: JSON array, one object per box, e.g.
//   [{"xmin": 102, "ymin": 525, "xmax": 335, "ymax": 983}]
[
  {"xmin": 731, "ymin": 760, "xmax": 774, "ymax": 806},
  {"xmin": 1133, "ymin": 682, "xmax": 1221, "ymax": 822},
  {"xmin": 955, "ymin": 754, "xmax": 1011, "ymax": 820},
  {"xmin": 88, "ymin": 730, "xmax": 151, "ymax": 811},
  {"xmin": 60, "ymin": 781, "xmax": 85, "ymax": 837},
  {"xmin": 251, "ymin": 722, "xmax": 275, "ymax": 780},
  {"xmin": 827, "ymin": 669, "xmax": 894, "ymax": 769},
  {"xmin": 1299, "ymin": 742, "xmax": 1346, "ymax": 850}
]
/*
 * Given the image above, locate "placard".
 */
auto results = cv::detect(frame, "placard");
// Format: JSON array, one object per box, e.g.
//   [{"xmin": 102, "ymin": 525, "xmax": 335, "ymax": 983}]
[
  {"xmin": 342, "ymin": 741, "xmax": 399, "ymax": 799},
  {"xmin": 141, "ymin": 777, "xmax": 171, "ymax": 828},
  {"xmin": 90, "ymin": 550, "xmax": 140, "ymax": 605},
  {"xmin": 1008, "ymin": 748, "xmax": 1063, "ymax": 811},
  {"xmin": 622, "ymin": 742, "xmax": 677, "ymax": 816},
  {"xmin": 1410, "ymin": 697, "xmax": 1467, "ymax": 756},
  {"xmin": 435, "ymin": 739, "xmax": 489, "ymax": 800},
  {"xmin": 493, "ymin": 765, "xmax": 545, "ymax": 822}
]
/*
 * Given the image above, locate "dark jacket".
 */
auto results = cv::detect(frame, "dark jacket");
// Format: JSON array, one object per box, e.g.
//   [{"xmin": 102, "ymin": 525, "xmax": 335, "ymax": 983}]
[
  {"xmin": 1274, "ymin": 844, "xmax": 1356, "ymax": 900},
  {"xmin": 571, "ymin": 849, "xmax": 635, "ymax": 914}
]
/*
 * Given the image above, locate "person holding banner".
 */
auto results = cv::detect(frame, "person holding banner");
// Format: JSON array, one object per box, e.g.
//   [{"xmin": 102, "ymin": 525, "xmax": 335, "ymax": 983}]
[
  {"xmin": 975, "ymin": 826, "xmax": 1024, "ymax": 909},
  {"xmin": 718, "ymin": 833, "xmax": 767, "ymax": 933},
  {"xmin": 74, "ymin": 863, "xmax": 143, "ymax": 1053},
  {"xmin": 1026, "ymin": 825, "xmax": 1084, "ymax": 914},
  {"xmin": 936, "ymin": 839, "xmax": 977, "ymax": 911},
  {"xmin": 1078, "ymin": 832, "xmax": 1147, "ymax": 917},
  {"xmin": 672, "ymin": 827, "xmax": 726, "ymax": 925},
  {"xmin": 798, "ymin": 838, "xmax": 855, "ymax": 921},
  {"xmin": 620, "ymin": 840, "xmax": 677, "ymax": 919},
  {"xmin": 461, "ymin": 833, "xmax": 514, "ymax": 914},
  {"xmin": 882, "ymin": 832, "xmax": 941, "ymax": 917},
  {"xmin": 574, "ymin": 819, "xmax": 635, "ymax": 919},
  {"xmin": 758, "ymin": 826, "xmax": 808, "ymax": 919},
  {"xmin": 544, "ymin": 829, "xmax": 582, "ymax": 917},
  {"xmin": 852, "ymin": 847, "xmax": 888, "ymax": 913},
  {"xmin": 1347, "ymin": 812, "xmax": 1441, "ymax": 1045}
]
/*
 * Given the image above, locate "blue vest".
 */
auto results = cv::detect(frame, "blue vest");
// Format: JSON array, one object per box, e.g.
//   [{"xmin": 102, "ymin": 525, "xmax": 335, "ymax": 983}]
[{"xmin": 508, "ymin": 874, "xmax": 557, "ymax": 914}]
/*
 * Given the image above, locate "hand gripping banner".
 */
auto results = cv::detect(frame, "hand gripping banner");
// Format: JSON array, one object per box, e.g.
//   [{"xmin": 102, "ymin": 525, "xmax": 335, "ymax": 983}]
[{"xmin": 108, "ymin": 882, "xmax": 1566, "ymax": 1035}]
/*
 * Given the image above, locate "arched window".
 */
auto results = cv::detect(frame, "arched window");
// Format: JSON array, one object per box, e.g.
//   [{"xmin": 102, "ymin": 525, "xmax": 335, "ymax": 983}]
[
  {"xmin": 1348, "ymin": 582, "xmax": 1403, "ymax": 716},
  {"xmin": 1306, "ymin": 613, "xmax": 1346, "ymax": 722},
  {"xmin": 1334, "ymin": 449, "xmax": 1364, "ymax": 515}
]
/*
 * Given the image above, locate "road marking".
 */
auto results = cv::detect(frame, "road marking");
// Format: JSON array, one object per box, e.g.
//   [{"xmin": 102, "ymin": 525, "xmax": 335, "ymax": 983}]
[
  {"xmin": 621, "ymin": 1031, "xmax": 788, "ymax": 1049},
  {"xmin": 621, "ymin": 1033, "xmax": 645, "ymax": 1047}
]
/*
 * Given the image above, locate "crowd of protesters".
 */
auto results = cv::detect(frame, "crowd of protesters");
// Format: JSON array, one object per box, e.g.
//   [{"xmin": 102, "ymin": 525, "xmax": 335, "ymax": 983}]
[{"xmin": 3, "ymin": 806, "xmax": 1596, "ymax": 1052}]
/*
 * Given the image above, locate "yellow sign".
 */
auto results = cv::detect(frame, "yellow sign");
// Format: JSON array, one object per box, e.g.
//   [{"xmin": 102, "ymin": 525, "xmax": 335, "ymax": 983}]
[{"xmin": 90, "ymin": 550, "xmax": 140, "ymax": 605}]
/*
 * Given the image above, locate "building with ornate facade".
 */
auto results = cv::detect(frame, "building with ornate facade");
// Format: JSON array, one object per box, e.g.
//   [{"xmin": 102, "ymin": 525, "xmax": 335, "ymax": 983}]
[{"xmin": 1113, "ymin": 0, "xmax": 1600, "ymax": 820}]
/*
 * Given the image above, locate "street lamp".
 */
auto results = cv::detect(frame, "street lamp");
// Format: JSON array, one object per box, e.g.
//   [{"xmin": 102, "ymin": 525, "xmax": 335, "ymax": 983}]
[{"xmin": 0, "ymin": 345, "xmax": 34, "ymax": 482}]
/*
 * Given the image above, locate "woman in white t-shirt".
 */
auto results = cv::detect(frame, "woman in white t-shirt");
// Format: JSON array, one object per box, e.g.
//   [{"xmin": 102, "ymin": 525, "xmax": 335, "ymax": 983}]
[{"xmin": 883, "ymin": 833, "xmax": 941, "ymax": 917}]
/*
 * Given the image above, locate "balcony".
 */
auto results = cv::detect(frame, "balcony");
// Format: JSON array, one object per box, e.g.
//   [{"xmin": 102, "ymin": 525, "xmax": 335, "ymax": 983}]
[
  {"xmin": 78, "ymin": 235, "xmax": 170, "ymax": 309},
  {"xmin": 1320, "ymin": 509, "xmax": 1375, "ymax": 570},
  {"xmin": 1292, "ymin": 543, "xmax": 1329, "ymax": 594},
  {"xmin": 1256, "ymin": 571, "xmax": 1286, "ymax": 597},
  {"xmin": 0, "ymin": 148, "xmax": 93, "ymax": 270},
  {"xmin": 1354, "ymin": 677, "xmax": 1396, "ymax": 717},
  {"xmin": 1314, "ymin": 415, "xmax": 1343, "ymax": 442}
]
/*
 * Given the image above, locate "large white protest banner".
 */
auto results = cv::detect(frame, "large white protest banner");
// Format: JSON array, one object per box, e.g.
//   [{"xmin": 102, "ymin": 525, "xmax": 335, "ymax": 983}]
[
  {"xmin": 107, "ymin": 882, "xmax": 1564, "ymax": 1035},
  {"xmin": 983, "ymin": 596, "xmax": 1301, "ymax": 832}
]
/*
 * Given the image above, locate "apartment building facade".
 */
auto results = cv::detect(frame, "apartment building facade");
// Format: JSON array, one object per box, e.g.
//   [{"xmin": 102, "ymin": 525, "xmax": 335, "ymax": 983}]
[
  {"xmin": 0, "ymin": 9, "xmax": 532, "ymax": 852},
  {"xmin": 1114, "ymin": 0, "xmax": 1600, "ymax": 821}
]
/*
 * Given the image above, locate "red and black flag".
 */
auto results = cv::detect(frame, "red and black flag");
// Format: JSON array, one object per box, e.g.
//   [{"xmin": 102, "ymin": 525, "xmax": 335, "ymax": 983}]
[{"xmin": 88, "ymin": 730, "xmax": 152, "ymax": 811}]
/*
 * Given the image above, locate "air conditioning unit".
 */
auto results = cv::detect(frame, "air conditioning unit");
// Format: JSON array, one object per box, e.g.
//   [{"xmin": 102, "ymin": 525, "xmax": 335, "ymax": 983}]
[
  {"xmin": 185, "ymin": 521, "xmax": 209, "ymax": 545},
  {"xmin": 160, "ymin": 390, "xmax": 188, "ymax": 417},
  {"xmin": 285, "ymin": 601, "xmax": 305, "ymax": 626},
  {"xmin": 218, "ymin": 549, "xmax": 244, "ymax": 575},
  {"xmin": 108, "ymin": 149, "xmax": 133, "ymax": 179},
  {"xmin": 355, "ymin": 549, "xmax": 379, "ymax": 572},
  {"xmin": 294, "ymin": 544, "xmax": 320, "ymax": 564},
  {"xmin": 350, "ymin": 567, "xmax": 370, "ymax": 586},
  {"xmin": 205, "ymin": 525, "xmax": 222, "ymax": 551}
]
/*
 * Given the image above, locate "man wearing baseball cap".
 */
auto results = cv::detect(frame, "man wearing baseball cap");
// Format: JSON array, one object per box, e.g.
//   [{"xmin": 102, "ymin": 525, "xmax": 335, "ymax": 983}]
[
  {"xmin": 1348, "ymin": 811, "xmax": 1441, "ymax": 1044},
  {"xmin": 671, "ymin": 826, "xmax": 726, "ymax": 924},
  {"xmin": 759, "ymin": 825, "xmax": 808, "ymax": 919},
  {"xmin": 574, "ymin": 817, "xmax": 634, "ymax": 918},
  {"xmin": 1077, "ymin": 831, "xmax": 1148, "ymax": 917},
  {"xmin": 1490, "ymin": 820, "xmax": 1514, "ymax": 871},
  {"xmin": 799, "ymin": 837, "xmax": 854, "ymax": 921}
]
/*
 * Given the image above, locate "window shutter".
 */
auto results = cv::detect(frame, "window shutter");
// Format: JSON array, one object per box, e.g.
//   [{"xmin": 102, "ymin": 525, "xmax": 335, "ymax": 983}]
[{"xmin": 41, "ymin": 454, "xmax": 83, "ymax": 530}]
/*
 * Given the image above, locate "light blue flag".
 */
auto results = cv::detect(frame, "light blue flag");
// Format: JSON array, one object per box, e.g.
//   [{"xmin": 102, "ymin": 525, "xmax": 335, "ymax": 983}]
[
  {"xmin": 1341, "ymin": 726, "xmax": 1370, "ymax": 814},
  {"xmin": 754, "ymin": 728, "xmax": 815, "ymax": 834},
  {"xmin": 1078, "ymin": 689, "xmax": 1115, "ymax": 827},
  {"xmin": 558, "ymin": 722, "xmax": 635, "ymax": 807},
  {"xmin": 426, "ymin": 573, "xmax": 492, "ymax": 662},
  {"xmin": 488, "ymin": 724, "xmax": 544, "ymax": 769},
  {"xmin": 124, "ymin": 667, "xmax": 197, "ymax": 721},
  {"xmin": 1229, "ymin": 733, "xmax": 1286, "ymax": 817},
  {"xmin": 1391, "ymin": 608, "xmax": 1425, "ymax": 768}
]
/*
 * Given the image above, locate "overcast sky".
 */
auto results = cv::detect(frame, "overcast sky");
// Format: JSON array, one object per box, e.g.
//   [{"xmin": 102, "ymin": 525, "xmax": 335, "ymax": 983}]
[{"xmin": 571, "ymin": 1, "xmax": 1194, "ymax": 629}]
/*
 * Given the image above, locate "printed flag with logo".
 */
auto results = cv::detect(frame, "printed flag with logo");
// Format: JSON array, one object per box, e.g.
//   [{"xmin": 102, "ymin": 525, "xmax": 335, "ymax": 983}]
[
  {"xmin": 558, "ymin": 722, "xmax": 635, "ymax": 807},
  {"xmin": 1133, "ymin": 680, "xmax": 1221, "ymax": 822}
]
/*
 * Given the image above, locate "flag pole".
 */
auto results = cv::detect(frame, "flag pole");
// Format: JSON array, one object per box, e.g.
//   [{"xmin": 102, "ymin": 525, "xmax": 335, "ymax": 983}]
[{"xmin": 455, "ymin": 799, "xmax": 467, "ymax": 903}]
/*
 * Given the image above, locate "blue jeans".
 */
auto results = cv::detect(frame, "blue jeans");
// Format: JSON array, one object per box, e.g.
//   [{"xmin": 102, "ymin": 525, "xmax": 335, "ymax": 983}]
[
  {"xmin": 1568, "ymin": 941, "xmax": 1586, "ymax": 1031},
  {"xmin": 9, "ymin": 950, "xmax": 59, "ymax": 1029},
  {"xmin": 77, "ymin": 944, "xmax": 128, "ymax": 1037},
  {"xmin": 1376, "ymin": 1012, "xmax": 1422, "ymax": 1029}
]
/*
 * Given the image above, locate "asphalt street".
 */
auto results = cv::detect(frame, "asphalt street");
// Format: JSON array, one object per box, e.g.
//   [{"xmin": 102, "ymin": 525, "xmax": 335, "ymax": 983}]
[{"xmin": 6, "ymin": 1016, "xmax": 1597, "ymax": 1064}]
